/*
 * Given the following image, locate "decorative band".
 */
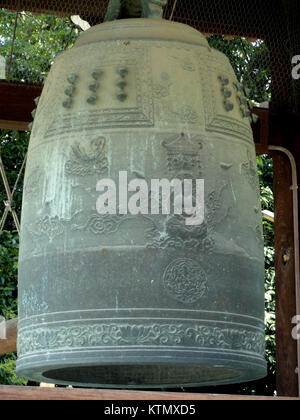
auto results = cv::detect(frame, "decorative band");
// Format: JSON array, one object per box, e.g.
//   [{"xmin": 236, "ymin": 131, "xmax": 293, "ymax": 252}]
[{"xmin": 18, "ymin": 320, "xmax": 265, "ymax": 358}]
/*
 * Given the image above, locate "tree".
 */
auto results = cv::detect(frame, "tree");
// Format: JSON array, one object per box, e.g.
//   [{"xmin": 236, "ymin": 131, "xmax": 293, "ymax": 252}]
[
  {"xmin": 0, "ymin": 9, "xmax": 79, "ymax": 83},
  {"xmin": 208, "ymin": 35, "xmax": 271, "ymax": 104}
]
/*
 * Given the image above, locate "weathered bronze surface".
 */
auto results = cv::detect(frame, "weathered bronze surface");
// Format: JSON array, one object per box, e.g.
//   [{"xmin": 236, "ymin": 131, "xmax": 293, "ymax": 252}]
[
  {"xmin": 17, "ymin": 18, "xmax": 266, "ymax": 388},
  {"xmin": 105, "ymin": 0, "xmax": 167, "ymax": 20}
]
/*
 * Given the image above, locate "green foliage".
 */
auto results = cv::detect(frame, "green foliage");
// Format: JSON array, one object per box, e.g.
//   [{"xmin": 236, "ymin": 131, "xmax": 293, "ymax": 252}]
[
  {"xmin": 0, "ymin": 231, "xmax": 19, "ymax": 320},
  {"xmin": 0, "ymin": 9, "xmax": 80, "ymax": 83},
  {"xmin": 208, "ymin": 35, "xmax": 271, "ymax": 103},
  {"xmin": 259, "ymin": 156, "xmax": 276, "ymax": 392},
  {"xmin": 0, "ymin": 130, "xmax": 28, "ymax": 321},
  {"xmin": 0, "ymin": 130, "xmax": 29, "ymax": 229},
  {"xmin": 0, "ymin": 129, "xmax": 27, "ymax": 386},
  {"xmin": 0, "ymin": 354, "xmax": 27, "ymax": 385}
]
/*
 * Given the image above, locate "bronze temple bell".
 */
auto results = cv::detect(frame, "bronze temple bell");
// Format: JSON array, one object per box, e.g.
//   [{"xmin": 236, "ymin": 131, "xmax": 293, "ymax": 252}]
[{"xmin": 17, "ymin": 1, "xmax": 266, "ymax": 387}]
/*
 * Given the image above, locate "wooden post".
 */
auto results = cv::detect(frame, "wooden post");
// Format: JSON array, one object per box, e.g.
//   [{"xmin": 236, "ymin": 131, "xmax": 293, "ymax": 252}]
[
  {"xmin": 273, "ymin": 152, "xmax": 298, "ymax": 396},
  {"xmin": 0, "ymin": 318, "xmax": 17, "ymax": 355}
]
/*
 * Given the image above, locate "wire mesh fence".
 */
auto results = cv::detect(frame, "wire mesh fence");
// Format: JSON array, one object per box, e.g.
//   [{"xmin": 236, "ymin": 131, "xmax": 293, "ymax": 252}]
[
  {"xmin": 0, "ymin": 0, "xmax": 299, "ymax": 112},
  {"xmin": 0, "ymin": 10, "xmax": 80, "ymax": 84}
]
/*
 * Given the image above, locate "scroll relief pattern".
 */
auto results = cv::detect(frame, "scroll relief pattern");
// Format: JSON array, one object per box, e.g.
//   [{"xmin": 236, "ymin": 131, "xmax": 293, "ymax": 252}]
[
  {"xmin": 18, "ymin": 322, "xmax": 265, "ymax": 358},
  {"xmin": 71, "ymin": 213, "xmax": 132, "ymax": 236},
  {"xmin": 26, "ymin": 215, "xmax": 65, "ymax": 241}
]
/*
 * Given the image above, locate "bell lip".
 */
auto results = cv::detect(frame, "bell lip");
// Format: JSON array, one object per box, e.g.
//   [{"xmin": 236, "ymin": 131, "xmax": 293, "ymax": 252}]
[
  {"xmin": 74, "ymin": 18, "xmax": 209, "ymax": 49},
  {"xmin": 16, "ymin": 350, "xmax": 267, "ymax": 389}
]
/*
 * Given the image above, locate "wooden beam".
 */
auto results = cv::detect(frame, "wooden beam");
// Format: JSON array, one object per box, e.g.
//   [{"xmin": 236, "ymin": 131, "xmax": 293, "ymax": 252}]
[
  {"xmin": 0, "ymin": 318, "xmax": 18, "ymax": 355},
  {"xmin": 0, "ymin": 385, "xmax": 298, "ymax": 400},
  {"xmin": 0, "ymin": 120, "xmax": 31, "ymax": 131},
  {"xmin": 0, "ymin": 81, "xmax": 272, "ymax": 143},
  {"xmin": 0, "ymin": 81, "xmax": 42, "ymax": 131}
]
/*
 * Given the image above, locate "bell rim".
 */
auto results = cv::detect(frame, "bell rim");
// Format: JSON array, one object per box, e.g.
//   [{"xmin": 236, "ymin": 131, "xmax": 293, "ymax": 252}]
[{"xmin": 16, "ymin": 349, "xmax": 267, "ymax": 388}]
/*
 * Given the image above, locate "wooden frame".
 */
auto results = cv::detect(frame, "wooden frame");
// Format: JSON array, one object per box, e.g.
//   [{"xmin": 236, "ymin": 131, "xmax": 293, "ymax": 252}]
[{"xmin": 0, "ymin": 385, "xmax": 299, "ymax": 400}]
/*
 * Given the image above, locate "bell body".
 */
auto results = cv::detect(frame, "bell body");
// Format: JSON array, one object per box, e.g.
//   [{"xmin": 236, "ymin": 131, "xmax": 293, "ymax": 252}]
[{"xmin": 17, "ymin": 19, "xmax": 266, "ymax": 387}]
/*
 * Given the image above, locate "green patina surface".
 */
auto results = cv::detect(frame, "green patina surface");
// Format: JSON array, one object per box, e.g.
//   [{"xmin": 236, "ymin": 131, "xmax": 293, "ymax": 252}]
[{"xmin": 104, "ymin": 0, "xmax": 167, "ymax": 21}]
